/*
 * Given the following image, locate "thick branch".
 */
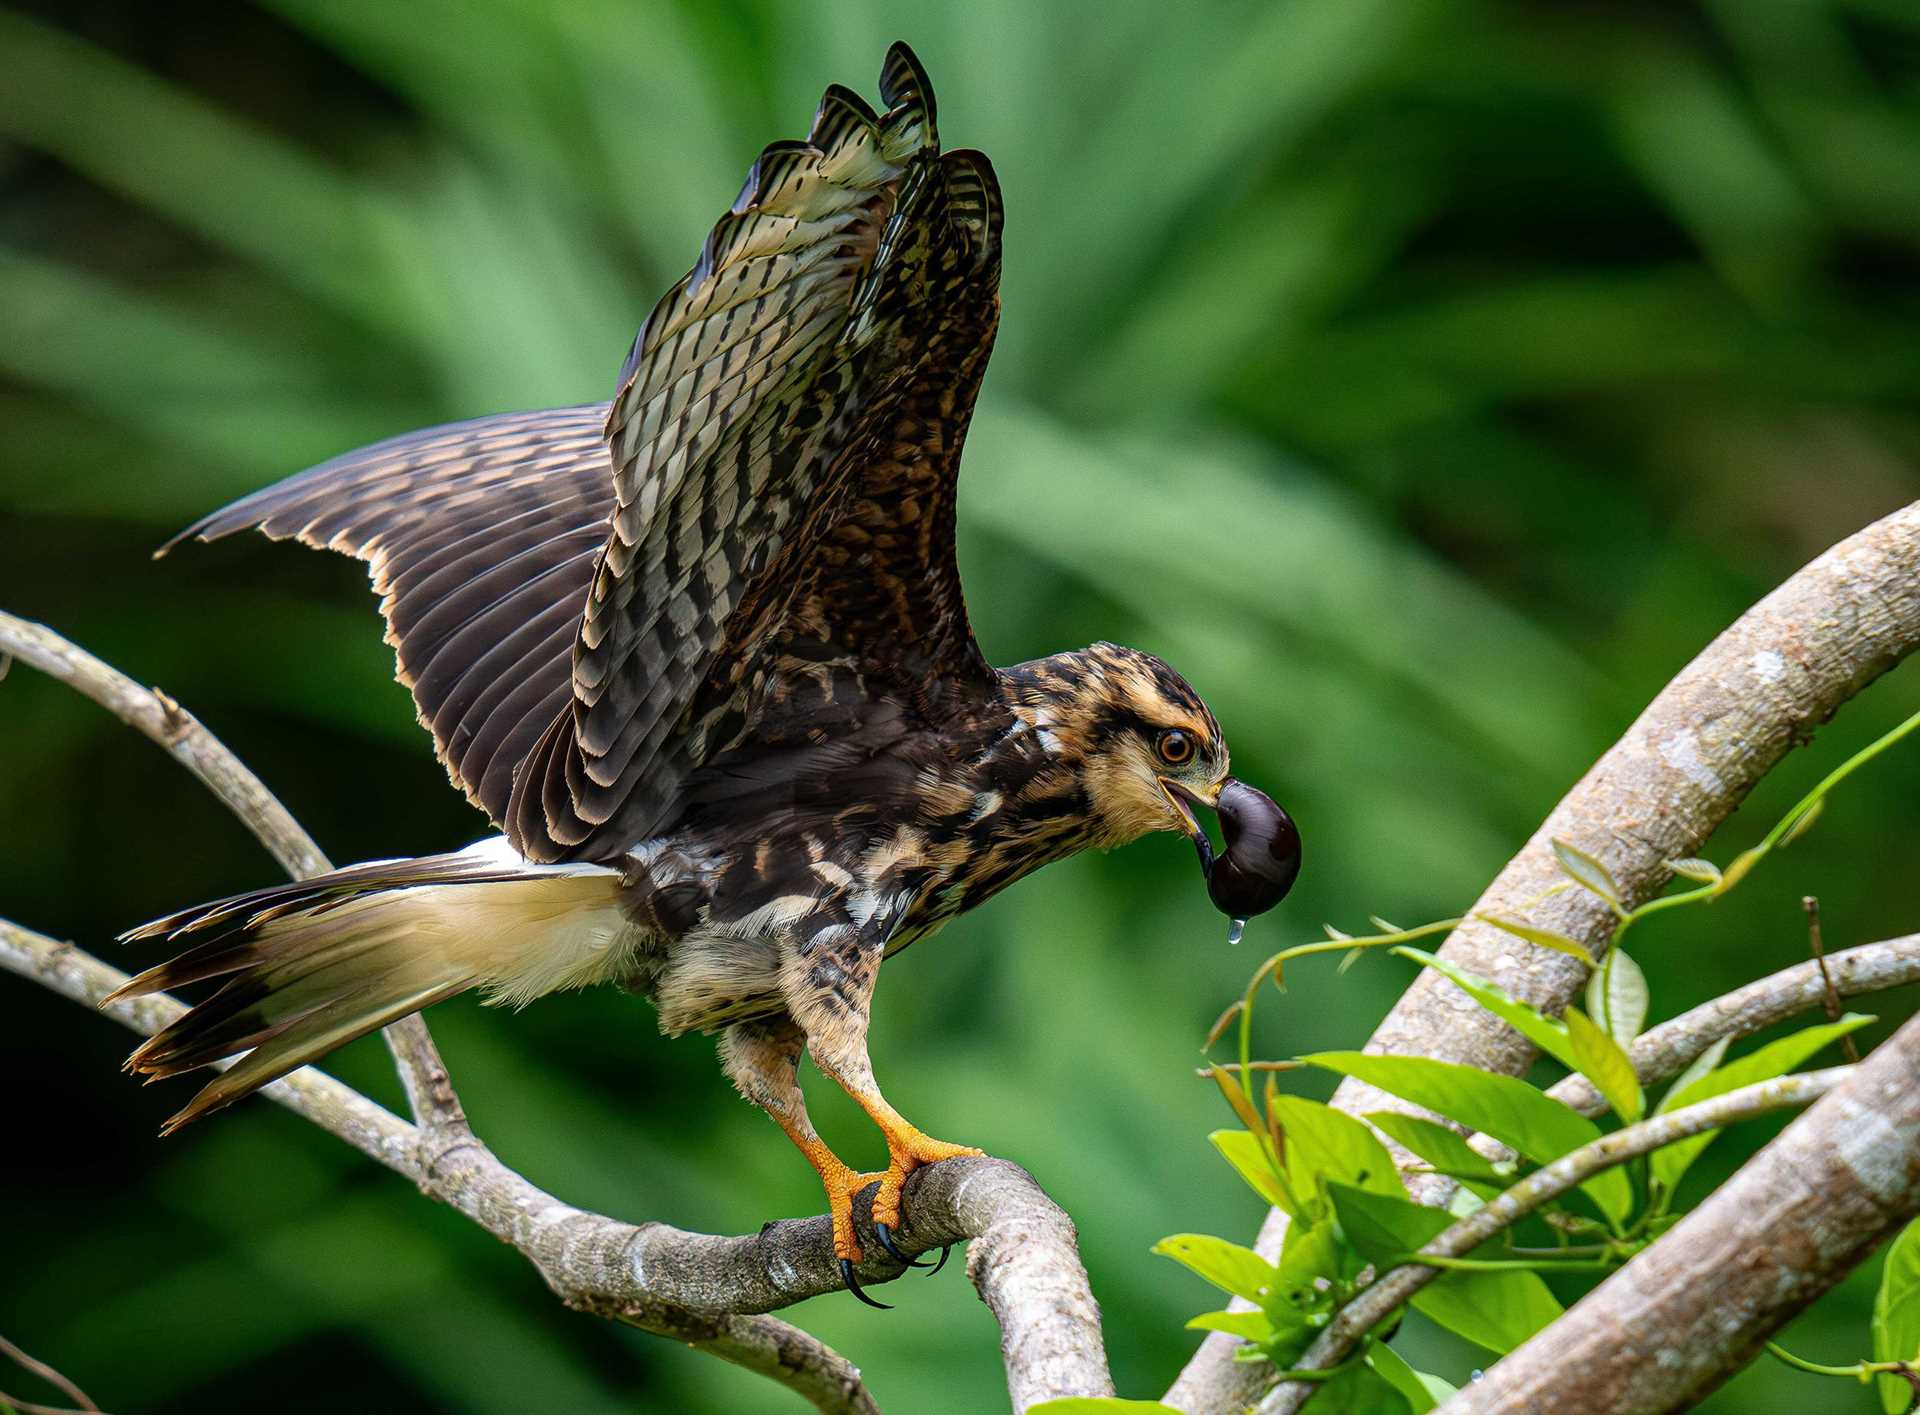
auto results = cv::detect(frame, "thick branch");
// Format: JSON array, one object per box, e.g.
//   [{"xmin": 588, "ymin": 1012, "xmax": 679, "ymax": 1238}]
[
  {"xmin": 1255, "ymin": 1067, "xmax": 1852, "ymax": 1415},
  {"xmin": 1168, "ymin": 500, "xmax": 1920, "ymax": 1414},
  {"xmin": 1445, "ymin": 1011, "xmax": 1920, "ymax": 1413}
]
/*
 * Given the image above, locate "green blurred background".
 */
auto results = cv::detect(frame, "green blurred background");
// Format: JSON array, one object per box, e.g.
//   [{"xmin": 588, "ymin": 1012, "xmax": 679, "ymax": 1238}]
[{"xmin": 3, "ymin": 2, "xmax": 1918, "ymax": 1411}]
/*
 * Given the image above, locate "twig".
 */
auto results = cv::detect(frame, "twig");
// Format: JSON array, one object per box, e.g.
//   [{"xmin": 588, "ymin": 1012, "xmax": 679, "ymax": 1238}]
[
  {"xmin": 1166, "ymin": 500, "xmax": 1920, "ymax": 1415},
  {"xmin": 1540, "ymin": 932, "xmax": 1918, "ymax": 1119},
  {"xmin": 0, "ymin": 1335, "xmax": 101, "ymax": 1413},
  {"xmin": 1253, "ymin": 1068, "xmax": 1852, "ymax": 1413},
  {"xmin": 0, "ymin": 1394, "xmax": 105, "ymax": 1415},
  {"xmin": 0, "ymin": 610, "xmax": 325, "ymax": 879},
  {"xmin": 0, "ymin": 610, "xmax": 461, "ymax": 1130},
  {"xmin": 1804, "ymin": 897, "xmax": 1861, "ymax": 1063},
  {"xmin": 1444, "ymin": 1011, "xmax": 1920, "ymax": 1413}
]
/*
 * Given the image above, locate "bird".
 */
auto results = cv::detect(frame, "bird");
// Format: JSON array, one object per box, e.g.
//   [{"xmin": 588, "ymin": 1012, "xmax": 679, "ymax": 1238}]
[{"xmin": 109, "ymin": 42, "xmax": 1301, "ymax": 1305}]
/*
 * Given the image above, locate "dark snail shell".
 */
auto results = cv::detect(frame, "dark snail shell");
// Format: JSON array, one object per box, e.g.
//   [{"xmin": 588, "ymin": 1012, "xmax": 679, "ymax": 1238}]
[{"xmin": 1206, "ymin": 779, "xmax": 1301, "ymax": 918}]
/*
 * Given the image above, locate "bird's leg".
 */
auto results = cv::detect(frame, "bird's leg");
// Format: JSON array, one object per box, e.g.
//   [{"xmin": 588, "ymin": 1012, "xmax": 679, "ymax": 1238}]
[
  {"xmin": 719, "ymin": 1015, "xmax": 891, "ymax": 1284},
  {"xmin": 783, "ymin": 939, "xmax": 982, "ymax": 1259}
]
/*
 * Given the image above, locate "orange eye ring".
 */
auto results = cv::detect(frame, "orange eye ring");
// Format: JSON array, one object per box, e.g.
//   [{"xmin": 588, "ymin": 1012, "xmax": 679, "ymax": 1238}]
[{"xmin": 1156, "ymin": 728, "xmax": 1195, "ymax": 766}]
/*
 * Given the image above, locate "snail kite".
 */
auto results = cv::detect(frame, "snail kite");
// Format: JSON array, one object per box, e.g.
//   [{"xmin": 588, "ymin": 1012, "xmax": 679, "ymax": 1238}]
[{"xmin": 112, "ymin": 42, "xmax": 1300, "ymax": 1301}]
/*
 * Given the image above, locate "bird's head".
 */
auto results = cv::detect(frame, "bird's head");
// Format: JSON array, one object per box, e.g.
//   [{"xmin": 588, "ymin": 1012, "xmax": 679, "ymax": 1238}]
[{"xmin": 1003, "ymin": 643, "xmax": 1301, "ymax": 925}]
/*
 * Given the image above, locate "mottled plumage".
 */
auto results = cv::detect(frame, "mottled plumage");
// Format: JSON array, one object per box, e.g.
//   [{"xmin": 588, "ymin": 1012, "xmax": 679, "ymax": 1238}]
[{"xmin": 114, "ymin": 44, "xmax": 1298, "ymax": 1288}]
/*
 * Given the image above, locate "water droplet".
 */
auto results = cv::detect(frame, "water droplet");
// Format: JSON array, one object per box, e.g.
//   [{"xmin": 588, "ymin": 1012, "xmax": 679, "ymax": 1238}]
[
  {"xmin": 1470, "ymin": 1369, "xmax": 1485, "ymax": 1383},
  {"xmin": 1226, "ymin": 917, "xmax": 1247, "ymax": 946}
]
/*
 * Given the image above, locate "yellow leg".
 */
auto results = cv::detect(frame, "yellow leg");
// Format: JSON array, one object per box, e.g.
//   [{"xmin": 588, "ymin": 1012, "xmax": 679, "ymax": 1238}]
[
  {"xmin": 836, "ymin": 1088, "xmax": 983, "ymax": 1234},
  {"xmin": 780, "ymin": 942, "xmax": 983, "ymax": 1242},
  {"xmin": 720, "ymin": 1017, "xmax": 887, "ymax": 1266}
]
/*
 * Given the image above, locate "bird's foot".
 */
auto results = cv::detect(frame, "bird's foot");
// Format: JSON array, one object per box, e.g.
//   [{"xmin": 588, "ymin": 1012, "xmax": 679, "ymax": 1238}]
[
  {"xmin": 868, "ymin": 1127, "xmax": 982, "ymax": 1276},
  {"xmin": 819, "ymin": 1131, "xmax": 980, "ymax": 1303}
]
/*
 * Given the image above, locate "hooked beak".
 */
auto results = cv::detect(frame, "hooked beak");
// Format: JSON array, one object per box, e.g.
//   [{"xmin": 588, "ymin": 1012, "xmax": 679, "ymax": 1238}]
[{"xmin": 1159, "ymin": 777, "xmax": 1221, "ymax": 875}]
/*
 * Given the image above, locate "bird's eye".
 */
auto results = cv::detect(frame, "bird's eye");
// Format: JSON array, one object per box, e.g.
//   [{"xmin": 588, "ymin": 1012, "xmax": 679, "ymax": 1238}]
[{"xmin": 1156, "ymin": 728, "xmax": 1195, "ymax": 766}]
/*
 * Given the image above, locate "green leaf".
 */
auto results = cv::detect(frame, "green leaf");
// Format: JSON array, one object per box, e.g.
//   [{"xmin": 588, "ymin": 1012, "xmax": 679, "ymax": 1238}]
[
  {"xmin": 1186, "ymin": 1309, "xmax": 1277, "ymax": 1341},
  {"xmin": 1565, "ymin": 1006, "xmax": 1644, "ymax": 1123},
  {"xmin": 1551, "ymin": 838, "xmax": 1623, "ymax": 906},
  {"xmin": 1306, "ymin": 1359, "xmax": 1415, "ymax": 1415},
  {"xmin": 1028, "ymin": 1402, "xmax": 1182, "ymax": 1414},
  {"xmin": 1653, "ymin": 1036, "xmax": 1730, "ymax": 1115},
  {"xmin": 1667, "ymin": 857, "xmax": 1722, "ymax": 885},
  {"xmin": 1327, "ymin": 1181, "xmax": 1449, "ymax": 1267},
  {"xmin": 1301, "ymin": 1052, "xmax": 1630, "ymax": 1223},
  {"xmin": 1650, "ymin": 1014, "xmax": 1875, "ymax": 1194},
  {"xmin": 1396, "ymin": 947, "xmax": 1580, "ymax": 1070},
  {"xmin": 1585, "ymin": 949, "xmax": 1650, "ymax": 1044},
  {"xmin": 1476, "ymin": 914, "xmax": 1599, "ymax": 967},
  {"xmin": 1268, "ymin": 1094, "xmax": 1405, "ymax": 1219},
  {"xmin": 1211, "ymin": 1129, "xmax": 1289, "ymax": 1211},
  {"xmin": 1275, "ymin": 1217, "xmax": 1353, "ymax": 1309},
  {"xmin": 1416, "ymin": 1373, "xmax": 1461, "ymax": 1404},
  {"xmin": 1874, "ymin": 1217, "xmax": 1920, "ymax": 1413},
  {"xmin": 1364, "ymin": 1111, "xmax": 1514, "ymax": 1187},
  {"xmin": 1365, "ymin": 1343, "xmax": 1440, "ymax": 1414},
  {"xmin": 1412, "ymin": 1266, "xmax": 1563, "ymax": 1356},
  {"xmin": 1321, "ymin": 1186, "xmax": 1562, "ymax": 1352},
  {"xmin": 1152, "ymin": 1234, "xmax": 1277, "ymax": 1305}
]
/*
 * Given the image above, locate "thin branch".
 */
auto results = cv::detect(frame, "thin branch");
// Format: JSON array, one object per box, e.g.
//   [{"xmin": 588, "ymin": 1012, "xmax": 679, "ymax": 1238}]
[
  {"xmin": 0, "ymin": 1334, "xmax": 101, "ymax": 1414},
  {"xmin": 1168, "ymin": 499, "xmax": 1920, "ymax": 1414},
  {"xmin": 1445, "ymin": 1011, "xmax": 1920, "ymax": 1413},
  {"xmin": 1804, "ymin": 896, "xmax": 1861, "ymax": 1063},
  {"xmin": 1254, "ymin": 1067, "xmax": 1852, "ymax": 1414},
  {"xmin": 0, "ymin": 610, "xmax": 325, "ymax": 879},
  {"xmin": 0, "ymin": 1394, "xmax": 106, "ymax": 1415},
  {"xmin": 1544, "ymin": 933, "xmax": 1919, "ymax": 1119},
  {"xmin": 0, "ymin": 610, "xmax": 461, "ymax": 1130},
  {"xmin": 4, "ymin": 917, "xmax": 885, "ymax": 1411}
]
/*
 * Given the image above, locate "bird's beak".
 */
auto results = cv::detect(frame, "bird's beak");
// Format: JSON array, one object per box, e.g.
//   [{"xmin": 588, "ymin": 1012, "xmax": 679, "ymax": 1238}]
[{"xmin": 1160, "ymin": 777, "xmax": 1220, "ymax": 875}]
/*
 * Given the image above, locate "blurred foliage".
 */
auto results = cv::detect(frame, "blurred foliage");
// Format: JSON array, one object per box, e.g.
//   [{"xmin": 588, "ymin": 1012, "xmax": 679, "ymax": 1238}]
[{"xmin": 2, "ymin": 1, "xmax": 1918, "ymax": 1411}]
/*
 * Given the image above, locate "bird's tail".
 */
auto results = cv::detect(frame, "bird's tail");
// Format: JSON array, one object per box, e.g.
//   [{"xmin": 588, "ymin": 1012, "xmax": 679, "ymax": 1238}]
[{"xmin": 109, "ymin": 841, "xmax": 635, "ymax": 1133}]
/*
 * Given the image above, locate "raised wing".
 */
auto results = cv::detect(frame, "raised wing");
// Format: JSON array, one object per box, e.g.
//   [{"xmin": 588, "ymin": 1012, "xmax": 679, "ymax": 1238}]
[
  {"xmin": 510, "ymin": 43, "xmax": 1003, "ymax": 862},
  {"xmin": 164, "ymin": 405, "xmax": 617, "ymax": 826}
]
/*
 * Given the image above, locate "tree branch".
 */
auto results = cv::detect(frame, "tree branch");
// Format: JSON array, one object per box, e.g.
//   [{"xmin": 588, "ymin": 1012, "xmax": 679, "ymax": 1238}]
[
  {"xmin": 1, "ymin": 916, "xmax": 885, "ymax": 1412},
  {"xmin": 1167, "ymin": 499, "xmax": 1920, "ymax": 1414},
  {"xmin": 1254, "ymin": 1067, "xmax": 1853, "ymax": 1414},
  {"xmin": 2, "ymin": 610, "xmax": 1116, "ymax": 1412},
  {"xmin": 1546, "ymin": 933, "xmax": 1920, "ymax": 1118},
  {"xmin": 0, "ymin": 609, "xmax": 460, "ymax": 1129},
  {"xmin": 1445, "ymin": 1011, "xmax": 1920, "ymax": 1412}
]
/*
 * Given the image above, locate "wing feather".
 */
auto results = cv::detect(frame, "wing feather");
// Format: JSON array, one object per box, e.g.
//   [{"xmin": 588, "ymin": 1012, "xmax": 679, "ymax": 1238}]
[
  {"xmin": 506, "ymin": 42, "xmax": 1000, "ymax": 861},
  {"xmin": 166, "ymin": 405, "xmax": 617, "ymax": 826}
]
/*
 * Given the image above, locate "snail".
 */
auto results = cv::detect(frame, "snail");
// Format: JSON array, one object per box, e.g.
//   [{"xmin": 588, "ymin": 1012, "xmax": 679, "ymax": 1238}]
[{"xmin": 1166, "ymin": 777, "xmax": 1302, "ymax": 944}]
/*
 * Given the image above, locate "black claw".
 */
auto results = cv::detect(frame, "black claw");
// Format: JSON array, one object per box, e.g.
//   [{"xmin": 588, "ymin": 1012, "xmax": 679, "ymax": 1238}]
[
  {"xmin": 874, "ymin": 1222, "xmax": 930, "ymax": 1268},
  {"xmin": 928, "ymin": 1244, "xmax": 952, "ymax": 1276},
  {"xmin": 840, "ymin": 1257, "xmax": 892, "ymax": 1309}
]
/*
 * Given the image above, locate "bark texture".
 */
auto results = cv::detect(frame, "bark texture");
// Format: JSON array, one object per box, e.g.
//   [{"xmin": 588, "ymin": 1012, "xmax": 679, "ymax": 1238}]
[{"xmin": 1445, "ymin": 1012, "xmax": 1920, "ymax": 1413}]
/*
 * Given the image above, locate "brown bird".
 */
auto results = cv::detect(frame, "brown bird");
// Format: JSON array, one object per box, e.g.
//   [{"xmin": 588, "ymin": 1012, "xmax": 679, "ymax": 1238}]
[{"xmin": 111, "ymin": 42, "xmax": 1300, "ymax": 1303}]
